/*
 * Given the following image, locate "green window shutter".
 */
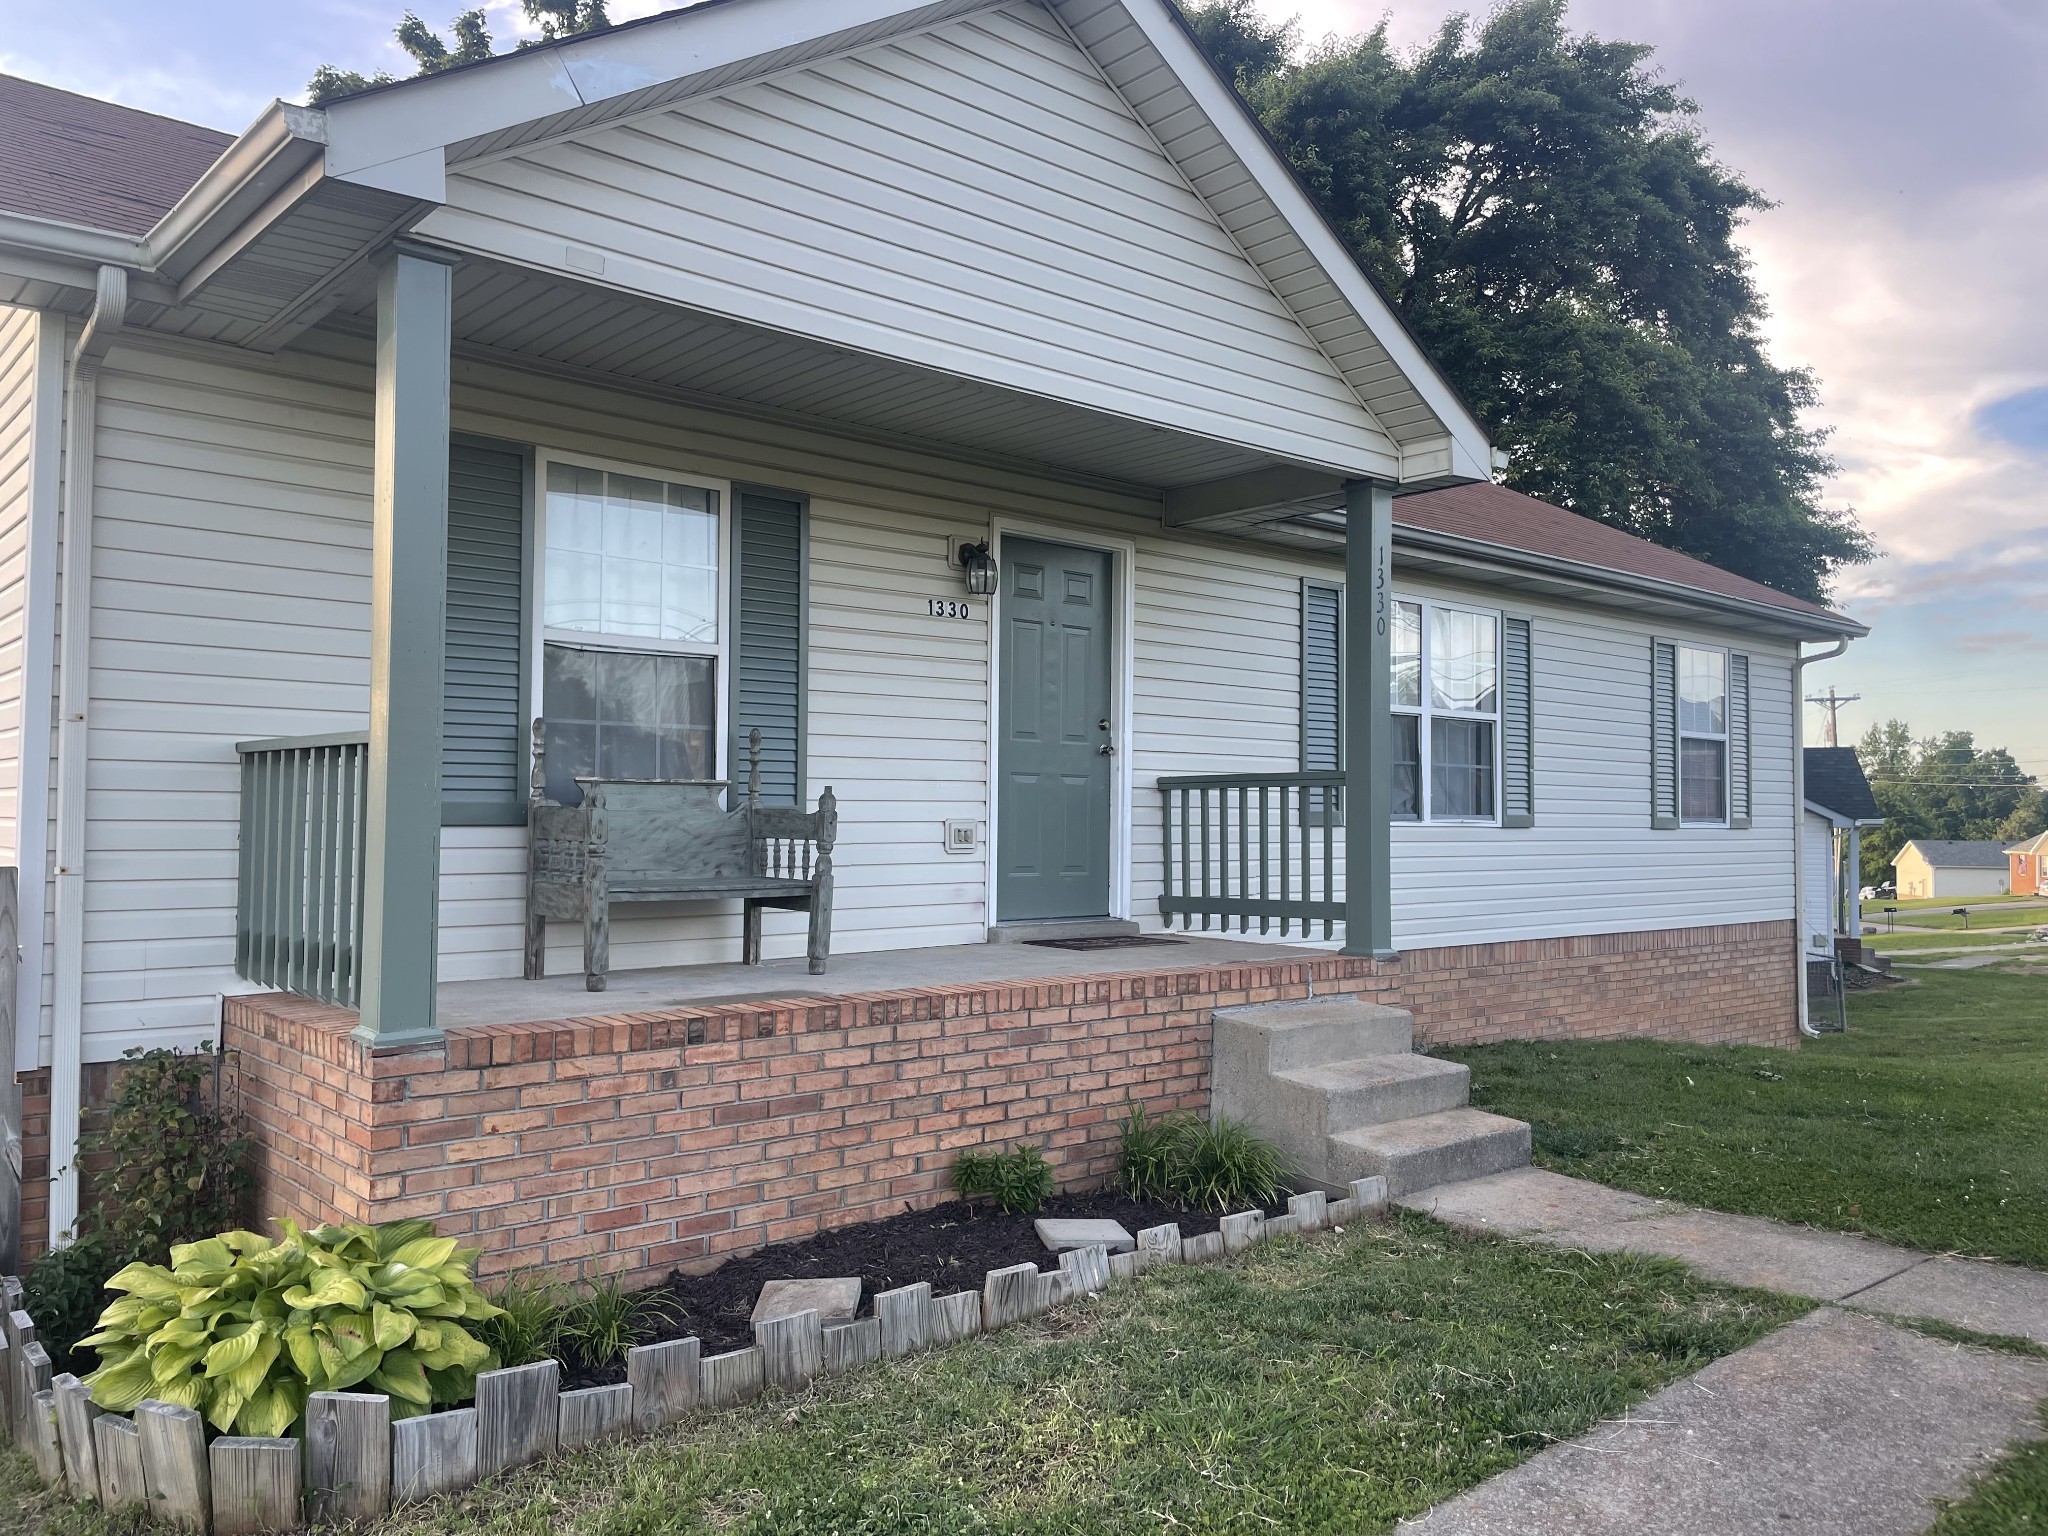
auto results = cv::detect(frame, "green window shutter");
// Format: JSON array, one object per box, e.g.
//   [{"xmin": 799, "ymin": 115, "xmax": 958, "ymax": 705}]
[
  {"xmin": 442, "ymin": 438, "xmax": 530, "ymax": 826},
  {"xmin": 1650, "ymin": 638, "xmax": 1679, "ymax": 829},
  {"xmin": 1729, "ymin": 651, "xmax": 1753, "ymax": 829},
  {"xmin": 1301, "ymin": 580, "xmax": 1342, "ymax": 773},
  {"xmin": 1502, "ymin": 615, "xmax": 1535, "ymax": 827},
  {"xmin": 732, "ymin": 485, "xmax": 807, "ymax": 804}
]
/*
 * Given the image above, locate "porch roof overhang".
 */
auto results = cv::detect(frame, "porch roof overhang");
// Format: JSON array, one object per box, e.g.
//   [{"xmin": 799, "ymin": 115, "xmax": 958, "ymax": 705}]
[{"xmin": 0, "ymin": 0, "xmax": 1498, "ymax": 520}]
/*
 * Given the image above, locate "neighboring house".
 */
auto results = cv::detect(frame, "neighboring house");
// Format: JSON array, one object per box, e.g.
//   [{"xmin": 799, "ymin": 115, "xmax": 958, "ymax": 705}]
[
  {"xmin": 1802, "ymin": 746, "xmax": 1882, "ymax": 954},
  {"xmin": 1893, "ymin": 841, "xmax": 2012, "ymax": 900},
  {"xmin": 2010, "ymin": 831, "xmax": 2048, "ymax": 897},
  {"xmin": 0, "ymin": 0, "xmax": 1865, "ymax": 1269}
]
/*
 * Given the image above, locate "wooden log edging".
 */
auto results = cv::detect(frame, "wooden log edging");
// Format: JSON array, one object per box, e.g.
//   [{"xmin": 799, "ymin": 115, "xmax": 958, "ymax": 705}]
[{"xmin": 0, "ymin": 1177, "xmax": 1392, "ymax": 1531}]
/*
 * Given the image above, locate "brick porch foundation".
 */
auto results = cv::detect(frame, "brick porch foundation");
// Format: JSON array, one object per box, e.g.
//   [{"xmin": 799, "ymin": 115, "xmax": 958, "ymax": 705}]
[{"xmin": 18, "ymin": 920, "xmax": 1792, "ymax": 1269}]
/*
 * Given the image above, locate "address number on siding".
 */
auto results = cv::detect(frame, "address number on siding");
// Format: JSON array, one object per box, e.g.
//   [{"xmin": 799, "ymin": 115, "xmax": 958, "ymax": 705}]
[{"xmin": 927, "ymin": 598, "xmax": 974, "ymax": 619}]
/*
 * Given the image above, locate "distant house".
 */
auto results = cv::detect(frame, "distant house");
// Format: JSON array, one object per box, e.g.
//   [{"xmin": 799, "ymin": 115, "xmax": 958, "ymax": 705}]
[
  {"xmin": 1893, "ymin": 840, "xmax": 2012, "ymax": 900},
  {"xmin": 1802, "ymin": 747, "xmax": 1882, "ymax": 950},
  {"xmin": 2010, "ymin": 831, "xmax": 2048, "ymax": 897}
]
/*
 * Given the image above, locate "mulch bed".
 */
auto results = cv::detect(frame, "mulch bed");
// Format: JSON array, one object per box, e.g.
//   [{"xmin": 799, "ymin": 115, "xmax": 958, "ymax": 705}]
[{"xmin": 559, "ymin": 1191, "xmax": 1282, "ymax": 1387}]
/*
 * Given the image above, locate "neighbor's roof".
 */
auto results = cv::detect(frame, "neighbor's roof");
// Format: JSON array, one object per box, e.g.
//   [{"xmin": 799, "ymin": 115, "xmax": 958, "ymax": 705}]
[
  {"xmin": 0, "ymin": 73, "xmax": 231, "ymax": 236},
  {"xmin": 2007, "ymin": 831, "xmax": 2048, "ymax": 856},
  {"xmin": 1395, "ymin": 481, "xmax": 1852, "ymax": 627},
  {"xmin": 1804, "ymin": 747, "xmax": 1882, "ymax": 822},
  {"xmin": 1895, "ymin": 839, "xmax": 2012, "ymax": 870}
]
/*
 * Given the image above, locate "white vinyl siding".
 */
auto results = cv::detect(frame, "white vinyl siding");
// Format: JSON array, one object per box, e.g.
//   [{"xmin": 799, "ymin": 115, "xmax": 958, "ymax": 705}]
[
  {"xmin": 0, "ymin": 307, "xmax": 37, "ymax": 870},
  {"xmin": 423, "ymin": 3, "xmax": 1395, "ymax": 477},
  {"xmin": 66, "ymin": 330, "xmax": 1801, "ymax": 1062}
]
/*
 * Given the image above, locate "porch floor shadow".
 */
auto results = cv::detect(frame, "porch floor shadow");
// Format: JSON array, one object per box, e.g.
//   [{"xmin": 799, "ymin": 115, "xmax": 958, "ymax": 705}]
[{"xmin": 434, "ymin": 934, "xmax": 1323, "ymax": 1030}]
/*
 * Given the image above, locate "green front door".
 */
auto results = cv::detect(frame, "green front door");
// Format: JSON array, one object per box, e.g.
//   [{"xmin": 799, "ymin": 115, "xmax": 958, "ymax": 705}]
[{"xmin": 997, "ymin": 537, "xmax": 1115, "ymax": 922}]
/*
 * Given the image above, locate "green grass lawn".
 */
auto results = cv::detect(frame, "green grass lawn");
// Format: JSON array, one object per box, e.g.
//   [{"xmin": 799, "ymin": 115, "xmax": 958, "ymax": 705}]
[
  {"xmin": 1447, "ymin": 967, "xmax": 2048, "ymax": 1267},
  {"xmin": 1878, "ymin": 904, "xmax": 2048, "ymax": 932},
  {"xmin": 5, "ymin": 1217, "xmax": 1805, "ymax": 1536},
  {"xmin": 1886, "ymin": 893, "xmax": 2048, "ymax": 913}
]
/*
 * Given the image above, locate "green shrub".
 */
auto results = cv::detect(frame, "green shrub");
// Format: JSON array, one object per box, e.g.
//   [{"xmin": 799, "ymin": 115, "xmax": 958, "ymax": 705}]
[
  {"xmin": 562, "ymin": 1272, "xmax": 679, "ymax": 1366},
  {"xmin": 1167, "ymin": 1116, "xmax": 1290, "ymax": 1214},
  {"xmin": 23, "ymin": 1232, "xmax": 119, "ymax": 1377},
  {"xmin": 87, "ymin": 1044, "xmax": 255, "ymax": 1261},
  {"xmin": 80, "ymin": 1219, "xmax": 500, "ymax": 1436},
  {"xmin": 951, "ymin": 1143, "xmax": 1056, "ymax": 1215},
  {"xmin": 1117, "ymin": 1101, "xmax": 1195, "ymax": 1204},
  {"xmin": 480, "ymin": 1272, "xmax": 569, "ymax": 1369}
]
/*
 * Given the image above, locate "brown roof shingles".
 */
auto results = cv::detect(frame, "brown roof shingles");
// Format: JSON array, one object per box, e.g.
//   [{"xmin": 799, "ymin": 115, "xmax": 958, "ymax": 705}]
[
  {"xmin": 1394, "ymin": 480, "xmax": 1852, "ymax": 625},
  {"xmin": 0, "ymin": 73, "xmax": 231, "ymax": 237}
]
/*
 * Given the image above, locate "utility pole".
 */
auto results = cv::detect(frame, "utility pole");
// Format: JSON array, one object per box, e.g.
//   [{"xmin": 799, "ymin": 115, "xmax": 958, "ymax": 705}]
[{"xmin": 1804, "ymin": 685, "xmax": 1862, "ymax": 747}]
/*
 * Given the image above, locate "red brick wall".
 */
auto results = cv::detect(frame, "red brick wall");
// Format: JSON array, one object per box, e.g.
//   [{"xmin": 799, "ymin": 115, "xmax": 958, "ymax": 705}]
[{"xmin": 18, "ymin": 920, "xmax": 1792, "ymax": 1269}]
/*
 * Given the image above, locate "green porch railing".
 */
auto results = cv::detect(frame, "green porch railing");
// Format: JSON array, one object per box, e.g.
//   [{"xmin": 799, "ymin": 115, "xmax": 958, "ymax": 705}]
[
  {"xmin": 235, "ymin": 732, "xmax": 370, "ymax": 1007},
  {"xmin": 1158, "ymin": 771, "xmax": 1345, "ymax": 939}
]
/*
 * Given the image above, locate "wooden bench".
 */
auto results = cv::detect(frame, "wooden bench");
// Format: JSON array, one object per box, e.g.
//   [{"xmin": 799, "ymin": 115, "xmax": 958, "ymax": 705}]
[{"xmin": 524, "ymin": 724, "xmax": 837, "ymax": 990}]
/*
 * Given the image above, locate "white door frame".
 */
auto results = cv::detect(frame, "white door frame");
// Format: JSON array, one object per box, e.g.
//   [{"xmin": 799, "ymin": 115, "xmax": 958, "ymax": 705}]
[{"xmin": 983, "ymin": 517, "xmax": 1138, "ymax": 926}]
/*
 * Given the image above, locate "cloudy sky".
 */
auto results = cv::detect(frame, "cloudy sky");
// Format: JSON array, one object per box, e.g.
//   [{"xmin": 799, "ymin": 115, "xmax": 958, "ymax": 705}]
[{"xmin": 5, "ymin": 0, "xmax": 2045, "ymax": 775}]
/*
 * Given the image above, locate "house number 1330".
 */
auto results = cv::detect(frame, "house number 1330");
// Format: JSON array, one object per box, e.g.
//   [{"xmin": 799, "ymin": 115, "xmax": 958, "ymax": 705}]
[{"xmin": 927, "ymin": 598, "xmax": 973, "ymax": 619}]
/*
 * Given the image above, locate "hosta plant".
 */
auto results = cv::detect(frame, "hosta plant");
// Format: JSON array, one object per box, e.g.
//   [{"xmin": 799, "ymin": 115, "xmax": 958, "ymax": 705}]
[{"xmin": 81, "ymin": 1219, "xmax": 501, "ymax": 1437}]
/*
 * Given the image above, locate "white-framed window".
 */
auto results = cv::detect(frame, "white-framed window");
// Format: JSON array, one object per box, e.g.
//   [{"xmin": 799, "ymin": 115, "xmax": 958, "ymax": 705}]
[
  {"xmin": 1390, "ymin": 597, "xmax": 1501, "ymax": 823},
  {"xmin": 1678, "ymin": 645, "xmax": 1729, "ymax": 825},
  {"xmin": 535, "ymin": 454, "xmax": 729, "ymax": 804}
]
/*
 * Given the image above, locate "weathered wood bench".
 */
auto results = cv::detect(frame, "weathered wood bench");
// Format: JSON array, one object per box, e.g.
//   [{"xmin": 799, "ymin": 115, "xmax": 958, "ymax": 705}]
[{"xmin": 524, "ymin": 724, "xmax": 837, "ymax": 990}]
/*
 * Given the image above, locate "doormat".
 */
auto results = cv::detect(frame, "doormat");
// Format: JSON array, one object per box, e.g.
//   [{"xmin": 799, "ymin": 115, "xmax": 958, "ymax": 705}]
[{"xmin": 1023, "ymin": 935, "xmax": 1188, "ymax": 951}]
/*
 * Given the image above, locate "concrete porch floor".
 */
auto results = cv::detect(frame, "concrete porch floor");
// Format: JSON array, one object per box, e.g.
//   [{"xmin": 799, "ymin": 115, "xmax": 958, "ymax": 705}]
[{"xmin": 435, "ymin": 934, "xmax": 1324, "ymax": 1030}]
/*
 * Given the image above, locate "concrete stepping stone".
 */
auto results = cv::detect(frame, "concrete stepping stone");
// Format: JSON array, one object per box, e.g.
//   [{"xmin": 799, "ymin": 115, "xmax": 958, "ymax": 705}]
[
  {"xmin": 1034, "ymin": 1217, "xmax": 1136, "ymax": 1255},
  {"xmin": 752, "ymin": 1276, "xmax": 861, "ymax": 1326}
]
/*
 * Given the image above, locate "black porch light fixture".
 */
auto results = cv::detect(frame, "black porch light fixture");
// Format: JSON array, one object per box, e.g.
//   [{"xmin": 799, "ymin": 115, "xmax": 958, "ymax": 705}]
[{"xmin": 959, "ymin": 538, "xmax": 998, "ymax": 597}]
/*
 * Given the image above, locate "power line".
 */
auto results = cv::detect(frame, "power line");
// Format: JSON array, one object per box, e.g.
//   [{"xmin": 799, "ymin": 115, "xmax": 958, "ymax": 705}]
[{"xmin": 1804, "ymin": 686, "xmax": 1861, "ymax": 747}]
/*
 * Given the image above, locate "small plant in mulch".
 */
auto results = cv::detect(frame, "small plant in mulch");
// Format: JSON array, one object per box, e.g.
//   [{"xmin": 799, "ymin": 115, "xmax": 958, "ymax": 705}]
[
  {"xmin": 950, "ymin": 1144, "xmax": 1056, "ymax": 1215},
  {"xmin": 1116, "ymin": 1099, "xmax": 1291, "ymax": 1213},
  {"xmin": 562, "ymin": 1270, "xmax": 681, "ymax": 1365}
]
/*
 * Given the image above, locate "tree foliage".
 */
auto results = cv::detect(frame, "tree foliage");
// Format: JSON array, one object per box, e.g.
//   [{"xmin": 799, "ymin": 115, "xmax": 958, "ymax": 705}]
[
  {"xmin": 1854, "ymin": 719, "xmax": 2042, "ymax": 883},
  {"xmin": 309, "ymin": 2, "xmax": 611, "ymax": 104},
  {"xmin": 1180, "ymin": 0, "xmax": 1869, "ymax": 602}
]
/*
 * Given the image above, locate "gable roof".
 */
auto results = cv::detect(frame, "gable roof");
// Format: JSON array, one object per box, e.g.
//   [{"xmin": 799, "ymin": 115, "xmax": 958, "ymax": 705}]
[
  {"xmin": 2008, "ymin": 831, "xmax": 2048, "ymax": 856},
  {"xmin": 0, "ymin": 73, "xmax": 231, "ymax": 237},
  {"xmin": 1897, "ymin": 839, "xmax": 2011, "ymax": 870},
  {"xmin": 1804, "ymin": 747, "xmax": 1881, "ymax": 822}
]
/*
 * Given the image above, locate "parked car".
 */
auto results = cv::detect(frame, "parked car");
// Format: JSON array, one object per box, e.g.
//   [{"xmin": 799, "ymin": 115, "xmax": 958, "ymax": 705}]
[{"xmin": 1860, "ymin": 882, "xmax": 1896, "ymax": 901}]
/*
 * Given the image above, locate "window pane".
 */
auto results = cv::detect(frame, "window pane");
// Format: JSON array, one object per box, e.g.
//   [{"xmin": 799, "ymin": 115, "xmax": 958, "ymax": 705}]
[
  {"xmin": 1430, "ymin": 717, "xmax": 1495, "ymax": 819},
  {"xmin": 1391, "ymin": 601, "xmax": 1422, "ymax": 708},
  {"xmin": 1391, "ymin": 713, "xmax": 1421, "ymax": 820},
  {"xmin": 1679, "ymin": 647, "xmax": 1726, "ymax": 735},
  {"xmin": 542, "ymin": 644, "xmax": 717, "ymax": 805},
  {"xmin": 1681, "ymin": 736, "xmax": 1728, "ymax": 821},
  {"xmin": 545, "ymin": 462, "xmax": 721, "ymax": 643},
  {"xmin": 1431, "ymin": 608, "xmax": 1498, "ymax": 714}
]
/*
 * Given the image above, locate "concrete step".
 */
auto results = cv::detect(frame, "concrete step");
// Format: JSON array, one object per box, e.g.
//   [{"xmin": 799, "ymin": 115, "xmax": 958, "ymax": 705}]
[
  {"xmin": 1273, "ymin": 1053, "xmax": 1472, "ymax": 1135},
  {"xmin": 1212, "ymin": 996, "xmax": 1415, "ymax": 1077},
  {"xmin": 1328, "ymin": 1108, "xmax": 1532, "ymax": 1197},
  {"xmin": 987, "ymin": 918, "xmax": 1140, "ymax": 944}
]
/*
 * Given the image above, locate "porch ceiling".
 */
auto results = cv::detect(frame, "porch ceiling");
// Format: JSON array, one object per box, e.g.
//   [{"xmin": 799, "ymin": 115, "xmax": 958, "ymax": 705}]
[{"xmin": 327, "ymin": 252, "xmax": 1284, "ymax": 494}]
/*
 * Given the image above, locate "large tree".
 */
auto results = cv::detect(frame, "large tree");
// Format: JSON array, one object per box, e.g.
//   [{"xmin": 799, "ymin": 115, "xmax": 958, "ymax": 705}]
[
  {"xmin": 1854, "ymin": 720, "xmax": 2040, "ymax": 884},
  {"xmin": 309, "ymin": 3, "xmax": 611, "ymax": 104},
  {"xmin": 1182, "ymin": 0, "xmax": 1868, "ymax": 603}
]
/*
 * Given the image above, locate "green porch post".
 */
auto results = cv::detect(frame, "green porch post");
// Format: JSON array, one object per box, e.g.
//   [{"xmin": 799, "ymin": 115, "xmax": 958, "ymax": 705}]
[
  {"xmin": 355, "ymin": 242, "xmax": 457, "ymax": 1046},
  {"xmin": 1342, "ymin": 479, "xmax": 1395, "ymax": 958}
]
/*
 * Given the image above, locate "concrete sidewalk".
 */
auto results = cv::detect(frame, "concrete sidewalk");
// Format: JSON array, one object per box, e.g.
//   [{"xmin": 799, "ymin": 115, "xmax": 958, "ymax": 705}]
[
  {"xmin": 1401, "ymin": 1307, "xmax": 2048, "ymax": 1536},
  {"xmin": 1399, "ymin": 1165, "xmax": 2048, "ymax": 1346},
  {"xmin": 1394, "ymin": 1168, "xmax": 2048, "ymax": 1533}
]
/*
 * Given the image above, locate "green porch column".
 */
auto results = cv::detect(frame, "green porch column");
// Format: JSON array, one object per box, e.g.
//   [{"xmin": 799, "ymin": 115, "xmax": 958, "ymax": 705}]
[
  {"xmin": 355, "ymin": 242, "xmax": 458, "ymax": 1046},
  {"xmin": 1342, "ymin": 479, "xmax": 1395, "ymax": 958}
]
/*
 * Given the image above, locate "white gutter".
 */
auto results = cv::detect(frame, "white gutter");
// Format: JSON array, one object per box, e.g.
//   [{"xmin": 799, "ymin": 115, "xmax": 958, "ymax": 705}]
[
  {"xmin": 47, "ymin": 265, "xmax": 128, "ymax": 1246},
  {"xmin": 1793, "ymin": 638, "xmax": 1851, "ymax": 1040}
]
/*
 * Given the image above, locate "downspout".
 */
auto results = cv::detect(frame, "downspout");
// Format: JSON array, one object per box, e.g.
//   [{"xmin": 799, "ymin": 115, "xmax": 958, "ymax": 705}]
[
  {"xmin": 1792, "ymin": 637, "xmax": 1850, "ymax": 1040},
  {"xmin": 47, "ymin": 265, "xmax": 127, "ymax": 1246}
]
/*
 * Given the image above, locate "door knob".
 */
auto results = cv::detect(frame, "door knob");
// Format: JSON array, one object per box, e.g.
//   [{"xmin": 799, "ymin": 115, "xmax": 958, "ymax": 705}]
[{"xmin": 1098, "ymin": 742, "xmax": 1115, "ymax": 756}]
